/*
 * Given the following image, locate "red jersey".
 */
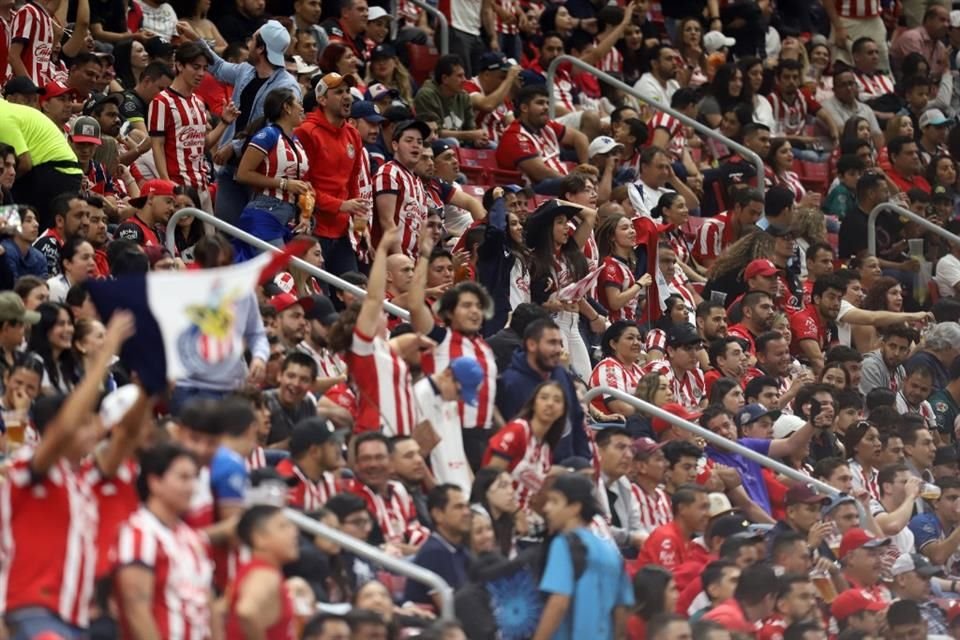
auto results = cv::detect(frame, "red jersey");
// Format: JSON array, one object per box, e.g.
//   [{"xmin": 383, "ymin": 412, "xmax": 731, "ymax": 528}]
[
  {"xmin": 788, "ymin": 306, "xmax": 831, "ymax": 357},
  {"xmin": 589, "ymin": 357, "xmax": 644, "ymax": 413},
  {"xmin": 275, "ymin": 458, "xmax": 339, "ymax": 511},
  {"xmin": 648, "ymin": 112, "xmax": 685, "ymax": 161},
  {"xmin": 672, "ymin": 367, "xmax": 706, "ymax": 410},
  {"xmin": 727, "ymin": 323, "xmax": 757, "ymax": 356},
  {"xmin": 226, "ymin": 558, "xmax": 296, "ymax": 640},
  {"xmin": 115, "ymin": 507, "xmax": 213, "ymax": 640},
  {"xmin": 420, "ymin": 327, "xmax": 497, "ymax": 430},
  {"xmin": 836, "ymin": 0, "xmax": 880, "ymax": 17},
  {"xmin": 854, "ymin": 70, "xmax": 895, "ymax": 99},
  {"xmin": 768, "ymin": 90, "xmax": 821, "ymax": 137},
  {"xmin": 0, "ymin": 12, "xmax": 12, "ymax": 86},
  {"xmin": 757, "ymin": 615, "xmax": 788, "ymax": 640},
  {"xmin": 632, "ymin": 521, "xmax": 697, "ymax": 575},
  {"xmin": 93, "ymin": 460, "xmax": 140, "ymax": 579},
  {"xmin": 10, "ymin": 1, "xmax": 54, "ymax": 86},
  {"xmin": 482, "ymin": 418, "xmax": 552, "ymax": 511},
  {"xmin": 693, "ymin": 210, "xmax": 735, "ymax": 264},
  {"xmin": 371, "ymin": 159, "xmax": 428, "ymax": 258},
  {"xmin": 0, "ymin": 456, "xmax": 99, "ymax": 627},
  {"xmin": 496, "ymin": 119, "xmax": 568, "ymax": 179},
  {"xmin": 597, "ymin": 255, "xmax": 640, "ymax": 321},
  {"xmin": 463, "ymin": 78, "xmax": 512, "ymax": 145},
  {"xmin": 345, "ymin": 479, "xmax": 430, "ymax": 546},
  {"xmin": 148, "ymin": 87, "xmax": 209, "ymax": 190},
  {"xmin": 887, "ymin": 167, "xmax": 931, "ymax": 195},
  {"xmin": 345, "ymin": 327, "xmax": 415, "ymax": 436}
]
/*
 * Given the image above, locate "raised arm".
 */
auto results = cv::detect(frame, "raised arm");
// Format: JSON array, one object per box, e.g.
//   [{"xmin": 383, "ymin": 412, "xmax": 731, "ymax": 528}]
[
  {"xmin": 407, "ymin": 233, "xmax": 438, "ymax": 335},
  {"xmin": 356, "ymin": 227, "xmax": 400, "ymax": 338}
]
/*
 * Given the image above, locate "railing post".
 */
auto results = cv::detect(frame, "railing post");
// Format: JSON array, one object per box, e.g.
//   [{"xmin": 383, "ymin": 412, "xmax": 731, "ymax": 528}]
[
  {"xmin": 404, "ymin": 0, "xmax": 449, "ymax": 55},
  {"xmin": 867, "ymin": 202, "xmax": 960, "ymax": 257},
  {"xmin": 165, "ymin": 208, "xmax": 411, "ymax": 320}
]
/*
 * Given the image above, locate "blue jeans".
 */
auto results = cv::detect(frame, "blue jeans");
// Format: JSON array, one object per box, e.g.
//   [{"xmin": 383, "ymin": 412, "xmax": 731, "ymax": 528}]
[
  {"xmin": 318, "ymin": 235, "xmax": 358, "ymax": 277},
  {"xmin": 215, "ymin": 164, "xmax": 252, "ymax": 227},
  {"xmin": 7, "ymin": 608, "xmax": 87, "ymax": 640},
  {"xmin": 241, "ymin": 195, "xmax": 297, "ymax": 247}
]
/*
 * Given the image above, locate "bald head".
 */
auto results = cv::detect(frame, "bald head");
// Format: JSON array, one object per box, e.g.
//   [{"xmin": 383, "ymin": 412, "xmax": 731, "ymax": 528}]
[{"xmin": 386, "ymin": 254, "xmax": 415, "ymax": 293}]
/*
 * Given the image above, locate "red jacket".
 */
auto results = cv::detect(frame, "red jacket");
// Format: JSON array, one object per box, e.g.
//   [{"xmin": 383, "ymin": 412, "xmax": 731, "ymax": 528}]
[{"xmin": 295, "ymin": 110, "xmax": 363, "ymax": 239}]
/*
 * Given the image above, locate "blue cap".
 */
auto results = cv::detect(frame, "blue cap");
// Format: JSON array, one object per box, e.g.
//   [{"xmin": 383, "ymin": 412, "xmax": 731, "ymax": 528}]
[
  {"xmin": 519, "ymin": 69, "xmax": 546, "ymax": 86},
  {"xmin": 431, "ymin": 139, "xmax": 455, "ymax": 157},
  {"xmin": 350, "ymin": 100, "xmax": 385, "ymax": 123},
  {"xmin": 821, "ymin": 493, "xmax": 857, "ymax": 516},
  {"xmin": 450, "ymin": 357, "xmax": 484, "ymax": 406},
  {"xmin": 503, "ymin": 184, "xmax": 523, "ymax": 193},
  {"xmin": 733, "ymin": 403, "xmax": 781, "ymax": 429},
  {"xmin": 479, "ymin": 51, "xmax": 510, "ymax": 72}
]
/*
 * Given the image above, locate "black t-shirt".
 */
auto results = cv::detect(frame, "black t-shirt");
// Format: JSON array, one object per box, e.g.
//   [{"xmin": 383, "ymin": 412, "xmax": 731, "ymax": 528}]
[
  {"xmin": 119, "ymin": 89, "xmax": 148, "ymax": 125},
  {"xmin": 264, "ymin": 389, "xmax": 316, "ymax": 445},
  {"xmin": 235, "ymin": 75, "xmax": 267, "ymax": 133},
  {"xmin": 838, "ymin": 207, "xmax": 903, "ymax": 262},
  {"xmin": 216, "ymin": 12, "xmax": 266, "ymax": 49}
]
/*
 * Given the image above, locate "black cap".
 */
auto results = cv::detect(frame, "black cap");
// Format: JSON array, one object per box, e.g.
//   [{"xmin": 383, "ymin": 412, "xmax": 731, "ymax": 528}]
[
  {"xmin": 524, "ymin": 199, "xmax": 582, "ymax": 248},
  {"xmin": 304, "ymin": 295, "xmax": 339, "ymax": 326},
  {"xmin": 289, "ymin": 416, "xmax": 340, "ymax": 458},
  {"xmin": 666, "ymin": 323, "xmax": 704, "ymax": 348},
  {"xmin": 4, "ymin": 76, "xmax": 43, "ymax": 97},
  {"xmin": 392, "ymin": 119, "xmax": 431, "ymax": 142},
  {"xmin": 82, "ymin": 92, "xmax": 122, "ymax": 116},
  {"xmin": 478, "ymin": 51, "xmax": 510, "ymax": 72},
  {"xmin": 707, "ymin": 515, "xmax": 756, "ymax": 540},
  {"xmin": 250, "ymin": 466, "xmax": 299, "ymax": 487},
  {"xmin": 370, "ymin": 43, "xmax": 397, "ymax": 62},
  {"xmin": 935, "ymin": 446, "xmax": 958, "ymax": 467},
  {"xmin": 144, "ymin": 36, "xmax": 173, "ymax": 58},
  {"xmin": 383, "ymin": 105, "xmax": 414, "ymax": 123}
]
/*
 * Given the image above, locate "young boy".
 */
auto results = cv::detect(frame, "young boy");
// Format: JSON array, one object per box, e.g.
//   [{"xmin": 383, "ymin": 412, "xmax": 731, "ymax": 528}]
[{"xmin": 823, "ymin": 154, "xmax": 865, "ymax": 220}]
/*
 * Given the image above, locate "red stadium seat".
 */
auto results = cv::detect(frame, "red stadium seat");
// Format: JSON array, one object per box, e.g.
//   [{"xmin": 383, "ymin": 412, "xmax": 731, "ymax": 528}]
[
  {"xmin": 461, "ymin": 184, "xmax": 486, "ymax": 199},
  {"xmin": 929, "ymin": 279, "xmax": 941, "ymax": 304},
  {"xmin": 799, "ymin": 161, "xmax": 829, "ymax": 193},
  {"xmin": 406, "ymin": 43, "xmax": 440, "ymax": 85}
]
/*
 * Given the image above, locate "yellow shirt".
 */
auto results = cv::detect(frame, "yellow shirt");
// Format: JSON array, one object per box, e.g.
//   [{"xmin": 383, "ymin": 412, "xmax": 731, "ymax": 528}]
[{"xmin": 0, "ymin": 99, "xmax": 80, "ymax": 174}]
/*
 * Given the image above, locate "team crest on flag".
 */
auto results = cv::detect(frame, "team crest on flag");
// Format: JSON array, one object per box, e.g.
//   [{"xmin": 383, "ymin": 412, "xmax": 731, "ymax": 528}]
[{"xmin": 178, "ymin": 279, "xmax": 241, "ymax": 376}]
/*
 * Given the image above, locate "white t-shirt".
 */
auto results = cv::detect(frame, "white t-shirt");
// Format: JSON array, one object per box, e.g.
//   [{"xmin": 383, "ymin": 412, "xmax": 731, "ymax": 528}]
[
  {"xmin": 935, "ymin": 253, "xmax": 960, "ymax": 299},
  {"xmin": 753, "ymin": 95, "xmax": 776, "ymax": 132},
  {"xmin": 136, "ymin": 0, "xmax": 179, "ymax": 40},
  {"xmin": 413, "ymin": 377, "xmax": 472, "ymax": 494},
  {"xmin": 451, "ymin": 0, "xmax": 481, "ymax": 34},
  {"xmin": 633, "ymin": 73, "xmax": 679, "ymax": 106},
  {"xmin": 836, "ymin": 299, "xmax": 855, "ymax": 347}
]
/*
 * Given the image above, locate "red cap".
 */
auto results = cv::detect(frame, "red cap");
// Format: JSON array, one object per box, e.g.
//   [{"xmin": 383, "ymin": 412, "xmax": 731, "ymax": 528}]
[
  {"xmin": 270, "ymin": 292, "xmax": 314, "ymax": 314},
  {"xmin": 130, "ymin": 179, "xmax": 177, "ymax": 207},
  {"xmin": 41, "ymin": 80, "xmax": 72, "ymax": 101},
  {"xmin": 744, "ymin": 258, "xmax": 778, "ymax": 280},
  {"xmin": 632, "ymin": 437, "xmax": 663, "ymax": 458},
  {"xmin": 830, "ymin": 588, "xmax": 887, "ymax": 621},
  {"xmin": 838, "ymin": 527, "xmax": 890, "ymax": 560},
  {"xmin": 652, "ymin": 403, "xmax": 702, "ymax": 435}
]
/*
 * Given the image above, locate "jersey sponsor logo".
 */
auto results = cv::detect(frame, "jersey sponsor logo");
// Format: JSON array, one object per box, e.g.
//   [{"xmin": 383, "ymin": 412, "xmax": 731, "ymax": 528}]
[{"xmin": 177, "ymin": 124, "xmax": 206, "ymax": 148}]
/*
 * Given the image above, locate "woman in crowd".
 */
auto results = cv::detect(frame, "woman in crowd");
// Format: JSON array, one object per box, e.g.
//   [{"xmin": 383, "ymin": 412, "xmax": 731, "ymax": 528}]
[
  {"xmin": 844, "ymin": 420, "xmax": 883, "ymax": 500},
  {"xmin": 470, "ymin": 468, "xmax": 521, "ymax": 558},
  {"xmin": 708, "ymin": 377, "xmax": 746, "ymax": 414},
  {"xmin": 738, "ymin": 56, "xmax": 775, "ymax": 131},
  {"xmin": 653, "ymin": 193, "xmax": 706, "ymax": 284},
  {"xmin": 28, "ymin": 302, "xmax": 78, "ymax": 395},
  {"xmin": 284, "ymin": 508, "xmax": 352, "ymax": 603},
  {"xmin": 288, "ymin": 235, "xmax": 326, "ymax": 297},
  {"xmin": 73, "ymin": 317, "xmax": 119, "ymax": 393},
  {"xmin": 589, "ymin": 321, "xmax": 646, "ymax": 418},
  {"xmin": 675, "ymin": 17, "xmax": 707, "ymax": 88},
  {"xmin": 702, "ymin": 63, "xmax": 749, "ymax": 116},
  {"xmin": 852, "ymin": 254, "xmax": 883, "ymax": 292},
  {"xmin": 854, "ymin": 276, "xmax": 904, "ymax": 352},
  {"xmin": 319, "ymin": 43, "xmax": 364, "ymax": 89},
  {"xmin": 766, "ymin": 138, "xmax": 808, "ymax": 205},
  {"xmin": 467, "ymin": 505, "xmax": 497, "ymax": 555},
  {"xmin": 820, "ymin": 362, "xmax": 850, "ymax": 390},
  {"xmin": 177, "ymin": 0, "xmax": 227, "ymax": 52},
  {"xmin": 476, "ymin": 188, "xmax": 530, "ymax": 335},
  {"xmin": 624, "ymin": 371, "xmax": 676, "ymax": 438},
  {"xmin": 704, "ymin": 231, "xmax": 776, "ymax": 304},
  {"xmin": 596, "ymin": 213, "xmax": 651, "ymax": 322},
  {"xmin": 353, "ymin": 579, "xmax": 432, "ymax": 636},
  {"xmin": 482, "ymin": 380, "xmax": 567, "ymax": 513},
  {"xmin": 626, "ymin": 565, "xmax": 678, "ymax": 640},
  {"xmin": 113, "ymin": 39, "xmax": 152, "ymax": 89},
  {"xmin": 235, "ymin": 89, "xmax": 312, "ymax": 251},
  {"xmin": 47, "ymin": 237, "xmax": 96, "ymax": 304},
  {"xmin": 805, "ymin": 39, "xmax": 834, "ymax": 102},
  {"xmin": 927, "ymin": 154, "xmax": 960, "ymax": 217},
  {"xmin": 366, "ymin": 45, "xmax": 417, "ymax": 106},
  {"xmin": 15, "ymin": 275, "xmax": 49, "ymax": 310},
  {"xmin": 879, "ymin": 115, "xmax": 914, "ymax": 172},
  {"xmin": 172, "ymin": 187, "xmax": 205, "ymax": 262},
  {"xmin": 792, "ymin": 207, "xmax": 829, "ymax": 276}
]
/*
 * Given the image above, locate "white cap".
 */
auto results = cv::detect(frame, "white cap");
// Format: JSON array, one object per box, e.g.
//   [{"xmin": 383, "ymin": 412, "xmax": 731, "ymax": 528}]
[
  {"xmin": 587, "ymin": 135, "xmax": 623, "ymax": 159},
  {"xmin": 257, "ymin": 20, "xmax": 291, "ymax": 68},
  {"xmin": 708, "ymin": 492, "xmax": 734, "ymax": 518},
  {"xmin": 290, "ymin": 55, "xmax": 318, "ymax": 76},
  {"xmin": 99, "ymin": 385, "xmax": 141, "ymax": 431},
  {"xmin": 703, "ymin": 30, "xmax": 736, "ymax": 54},
  {"xmin": 951, "ymin": 10, "xmax": 960, "ymax": 28},
  {"xmin": 920, "ymin": 108, "xmax": 950, "ymax": 128},
  {"xmin": 772, "ymin": 414, "xmax": 806, "ymax": 439},
  {"xmin": 368, "ymin": 6, "xmax": 391, "ymax": 21}
]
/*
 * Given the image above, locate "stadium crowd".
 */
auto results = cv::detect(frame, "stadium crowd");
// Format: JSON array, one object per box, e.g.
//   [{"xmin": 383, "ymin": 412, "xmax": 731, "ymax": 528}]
[{"xmin": 12, "ymin": 0, "xmax": 960, "ymax": 638}]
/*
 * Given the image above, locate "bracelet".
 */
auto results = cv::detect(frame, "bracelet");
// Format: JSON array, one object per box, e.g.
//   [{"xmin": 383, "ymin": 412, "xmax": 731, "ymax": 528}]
[{"xmin": 280, "ymin": 178, "xmax": 288, "ymax": 192}]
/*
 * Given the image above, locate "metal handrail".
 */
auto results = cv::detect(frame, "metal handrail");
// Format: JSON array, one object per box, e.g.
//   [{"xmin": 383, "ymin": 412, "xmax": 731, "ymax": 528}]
[
  {"xmin": 166, "ymin": 208, "xmax": 411, "ymax": 320},
  {"xmin": 546, "ymin": 55, "xmax": 766, "ymax": 196},
  {"xmin": 284, "ymin": 509, "xmax": 455, "ymax": 620},
  {"xmin": 867, "ymin": 202, "xmax": 960, "ymax": 256},
  {"xmin": 388, "ymin": 0, "xmax": 449, "ymax": 55},
  {"xmin": 582, "ymin": 386, "xmax": 840, "ymax": 498}
]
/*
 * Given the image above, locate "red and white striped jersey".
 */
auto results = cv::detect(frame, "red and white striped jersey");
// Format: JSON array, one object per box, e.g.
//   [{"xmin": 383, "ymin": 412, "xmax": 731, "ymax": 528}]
[
  {"xmin": 114, "ymin": 507, "xmax": 213, "ymax": 640},
  {"xmin": 346, "ymin": 327, "xmax": 416, "ymax": 436},
  {"xmin": 463, "ymin": 78, "xmax": 512, "ymax": 145},
  {"xmin": 673, "ymin": 367, "xmax": 706, "ymax": 409},
  {"xmin": 662, "ymin": 226, "xmax": 693, "ymax": 271},
  {"xmin": 645, "ymin": 328, "xmax": 667, "ymax": 353},
  {"xmin": 648, "ymin": 112, "xmax": 686, "ymax": 161},
  {"xmin": 275, "ymin": 458, "xmax": 340, "ymax": 511},
  {"xmin": 421, "ymin": 328, "xmax": 497, "ymax": 430},
  {"xmin": 247, "ymin": 124, "xmax": 310, "ymax": 203},
  {"xmin": 10, "ymin": 1, "xmax": 53, "ymax": 86},
  {"xmin": 246, "ymin": 446, "xmax": 267, "ymax": 471},
  {"xmin": 835, "ymin": 0, "xmax": 880, "ymax": 18},
  {"xmin": 296, "ymin": 340, "xmax": 346, "ymax": 379},
  {"xmin": 771, "ymin": 170, "xmax": 806, "ymax": 203},
  {"xmin": 494, "ymin": 0, "xmax": 519, "ymax": 34},
  {"xmin": 183, "ymin": 466, "xmax": 214, "ymax": 531},
  {"xmin": 589, "ymin": 357, "xmax": 645, "ymax": 413},
  {"xmin": 93, "ymin": 460, "xmax": 140, "ymax": 580},
  {"xmin": 346, "ymin": 479, "xmax": 430, "ymax": 546},
  {"xmin": 768, "ymin": 90, "xmax": 819, "ymax": 137},
  {"xmin": 597, "ymin": 255, "xmax": 640, "ymax": 321},
  {"xmin": 631, "ymin": 483, "xmax": 673, "ymax": 534},
  {"xmin": 372, "ymin": 160, "xmax": 429, "ymax": 259},
  {"xmin": 598, "ymin": 41, "xmax": 623, "ymax": 75},
  {"xmin": 848, "ymin": 459, "xmax": 880, "ymax": 501},
  {"xmin": 693, "ymin": 210, "xmax": 735, "ymax": 264},
  {"xmin": 397, "ymin": 0, "xmax": 420, "ymax": 25},
  {"xmin": 0, "ymin": 12, "xmax": 14, "ymax": 85},
  {"xmin": 496, "ymin": 119, "xmax": 568, "ymax": 180},
  {"xmin": 351, "ymin": 146, "xmax": 373, "ymax": 261},
  {"xmin": 481, "ymin": 419, "xmax": 552, "ymax": 512},
  {"xmin": 148, "ymin": 88, "xmax": 209, "ymax": 190},
  {"xmin": 854, "ymin": 70, "xmax": 895, "ymax": 99},
  {"xmin": 0, "ymin": 456, "xmax": 99, "ymax": 627}
]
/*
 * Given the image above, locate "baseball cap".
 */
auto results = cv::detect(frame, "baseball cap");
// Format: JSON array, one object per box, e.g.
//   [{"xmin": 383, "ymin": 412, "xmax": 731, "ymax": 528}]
[
  {"xmin": 130, "ymin": 178, "xmax": 177, "ymax": 208},
  {"xmin": 315, "ymin": 72, "xmax": 357, "ymax": 97},
  {"xmin": 144, "ymin": 37, "xmax": 173, "ymax": 58},
  {"xmin": 350, "ymin": 100, "xmax": 385, "ymax": 123},
  {"xmin": 733, "ymin": 403, "xmax": 781, "ymax": 429},
  {"xmin": 0, "ymin": 291, "xmax": 39, "ymax": 325},
  {"xmin": 290, "ymin": 55, "xmax": 319, "ymax": 76},
  {"xmin": 368, "ymin": 6, "xmax": 392, "ymax": 21},
  {"xmin": 933, "ymin": 185, "xmax": 953, "ymax": 204},
  {"xmin": 431, "ymin": 140, "xmax": 455, "ymax": 158},
  {"xmin": 4, "ymin": 76, "xmax": 43, "ymax": 97},
  {"xmin": 558, "ymin": 456, "xmax": 592, "ymax": 471},
  {"xmin": 383, "ymin": 105, "xmax": 413, "ymax": 123},
  {"xmin": 830, "ymin": 588, "xmax": 887, "ymax": 621},
  {"xmin": 257, "ymin": 20, "xmax": 291, "ymax": 68},
  {"xmin": 821, "ymin": 493, "xmax": 857, "ymax": 516},
  {"xmin": 920, "ymin": 108, "xmax": 950, "ymax": 128},
  {"xmin": 99, "ymin": 385, "xmax": 141, "ymax": 431},
  {"xmin": 707, "ymin": 493, "xmax": 735, "ymax": 519},
  {"xmin": 703, "ymin": 31, "xmax": 736, "ymax": 54},
  {"xmin": 744, "ymin": 258, "xmax": 778, "ymax": 280},
  {"xmin": 270, "ymin": 292, "xmax": 314, "ymax": 314},
  {"xmin": 289, "ymin": 416, "xmax": 341, "ymax": 457},
  {"xmin": 651, "ymin": 402, "xmax": 701, "ymax": 435},
  {"xmin": 304, "ymin": 295, "xmax": 339, "ymax": 326},
  {"xmin": 450, "ymin": 356, "xmax": 485, "ymax": 406},
  {"xmin": 478, "ymin": 51, "xmax": 511, "ymax": 73},
  {"xmin": 41, "ymin": 80, "xmax": 72, "ymax": 101},
  {"xmin": 70, "ymin": 116, "xmax": 102, "ymax": 145},
  {"xmin": 772, "ymin": 414, "xmax": 806, "ymax": 439},
  {"xmin": 706, "ymin": 514, "xmax": 750, "ymax": 539},
  {"xmin": 366, "ymin": 82, "xmax": 400, "ymax": 102},
  {"xmin": 666, "ymin": 323, "xmax": 704, "ymax": 348},
  {"xmin": 838, "ymin": 527, "xmax": 890, "ymax": 560},
  {"xmin": 370, "ymin": 44, "xmax": 397, "ymax": 63},
  {"xmin": 889, "ymin": 552, "xmax": 943, "ymax": 578},
  {"xmin": 588, "ymin": 135, "xmax": 624, "ymax": 159},
  {"xmin": 632, "ymin": 437, "xmax": 663, "ymax": 458},
  {"xmin": 784, "ymin": 484, "xmax": 829, "ymax": 506},
  {"xmin": 392, "ymin": 119, "xmax": 431, "ymax": 142},
  {"xmin": 82, "ymin": 92, "xmax": 122, "ymax": 116}
]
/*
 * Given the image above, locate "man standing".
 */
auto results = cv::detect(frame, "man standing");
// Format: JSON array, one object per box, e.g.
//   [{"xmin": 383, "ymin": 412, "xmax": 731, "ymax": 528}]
[
  {"xmin": 693, "ymin": 188, "xmax": 764, "ymax": 268},
  {"xmin": 297, "ymin": 72, "xmax": 367, "ymax": 275},
  {"xmin": 464, "ymin": 52, "xmax": 519, "ymax": 147},
  {"xmin": 118, "ymin": 62, "xmax": 174, "ymax": 140},
  {"xmin": 372, "ymin": 119, "xmax": 431, "ymax": 257},
  {"xmin": 276, "ymin": 417, "xmax": 342, "ymax": 510},
  {"xmin": 414, "ymin": 54, "xmax": 487, "ymax": 147}
]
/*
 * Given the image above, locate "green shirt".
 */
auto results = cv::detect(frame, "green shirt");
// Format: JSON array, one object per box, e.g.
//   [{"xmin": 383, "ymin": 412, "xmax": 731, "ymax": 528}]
[
  {"xmin": 0, "ymin": 99, "xmax": 80, "ymax": 174},
  {"xmin": 930, "ymin": 388, "xmax": 959, "ymax": 439},
  {"xmin": 823, "ymin": 182, "xmax": 856, "ymax": 220}
]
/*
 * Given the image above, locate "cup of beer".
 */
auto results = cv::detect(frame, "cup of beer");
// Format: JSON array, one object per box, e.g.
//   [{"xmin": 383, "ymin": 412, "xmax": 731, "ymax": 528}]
[
  {"xmin": 810, "ymin": 569, "xmax": 837, "ymax": 603},
  {"xmin": 6, "ymin": 419, "xmax": 25, "ymax": 446},
  {"xmin": 922, "ymin": 482, "xmax": 942, "ymax": 501}
]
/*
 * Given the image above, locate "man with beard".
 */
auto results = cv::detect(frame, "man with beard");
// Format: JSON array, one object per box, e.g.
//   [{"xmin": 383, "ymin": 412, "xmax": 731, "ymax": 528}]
[
  {"xmin": 727, "ymin": 291, "xmax": 775, "ymax": 358},
  {"xmin": 757, "ymin": 574, "xmax": 820, "ymax": 640},
  {"xmin": 634, "ymin": 43, "xmax": 680, "ymax": 106},
  {"xmin": 34, "ymin": 193, "xmax": 90, "ymax": 276},
  {"xmin": 296, "ymin": 294, "xmax": 346, "ymax": 394},
  {"xmin": 748, "ymin": 331, "xmax": 812, "ymax": 412},
  {"xmin": 115, "ymin": 179, "xmax": 177, "ymax": 248},
  {"xmin": 860, "ymin": 325, "xmax": 915, "ymax": 396},
  {"xmin": 276, "ymin": 417, "xmax": 343, "ymax": 510},
  {"xmin": 788, "ymin": 274, "xmax": 846, "ymax": 375},
  {"xmin": 270, "ymin": 292, "xmax": 312, "ymax": 351},
  {"xmin": 696, "ymin": 301, "xmax": 728, "ymax": 343}
]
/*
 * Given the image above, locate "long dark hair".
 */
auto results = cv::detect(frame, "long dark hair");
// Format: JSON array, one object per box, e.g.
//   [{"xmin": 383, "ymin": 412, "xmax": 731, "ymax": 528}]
[
  {"xmin": 708, "ymin": 377, "xmax": 741, "ymax": 406},
  {"xmin": 527, "ymin": 214, "xmax": 588, "ymax": 286},
  {"xmin": 633, "ymin": 565, "xmax": 675, "ymax": 620},
  {"xmin": 242, "ymin": 88, "xmax": 299, "ymax": 148},
  {"xmin": 596, "ymin": 213, "xmax": 635, "ymax": 269},
  {"xmin": 862, "ymin": 276, "xmax": 901, "ymax": 311},
  {"xmin": 654, "ymin": 294, "xmax": 686, "ymax": 331},
  {"xmin": 710, "ymin": 62, "xmax": 752, "ymax": 113},
  {"xmin": 513, "ymin": 380, "xmax": 567, "ymax": 450},
  {"xmin": 470, "ymin": 468, "xmax": 516, "ymax": 557},
  {"xmin": 27, "ymin": 302, "xmax": 79, "ymax": 392}
]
